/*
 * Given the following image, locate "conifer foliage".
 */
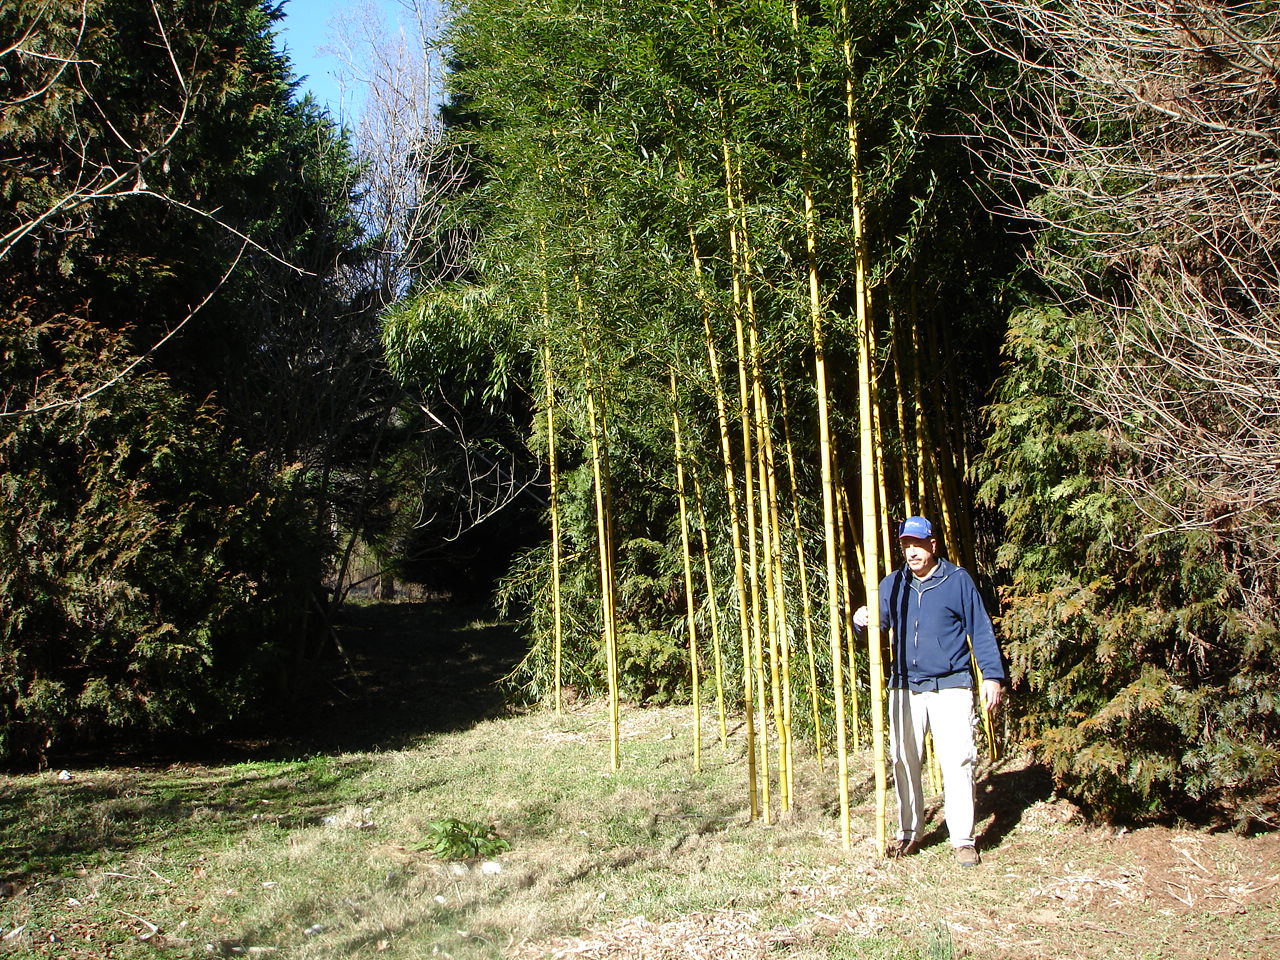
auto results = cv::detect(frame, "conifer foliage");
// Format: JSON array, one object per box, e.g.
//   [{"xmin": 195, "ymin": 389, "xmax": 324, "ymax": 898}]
[
  {"xmin": 1, "ymin": 1, "xmax": 366, "ymax": 761},
  {"xmin": 971, "ymin": 0, "xmax": 1280, "ymax": 822}
]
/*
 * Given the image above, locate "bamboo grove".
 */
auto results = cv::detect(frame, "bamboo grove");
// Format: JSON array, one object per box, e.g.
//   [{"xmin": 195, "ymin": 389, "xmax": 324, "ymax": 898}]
[
  {"xmin": 380, "ymin": 0, "xmax": 1021, "ymax": 840},
  {"xmin": 284, "ymin": 0, "xmax": 1270, "ymax": 837}
]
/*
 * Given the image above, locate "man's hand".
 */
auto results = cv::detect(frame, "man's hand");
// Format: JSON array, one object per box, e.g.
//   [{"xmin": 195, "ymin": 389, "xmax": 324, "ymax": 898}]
[
  {"xmin": 980, "ymin": 678, "xmax": 1003, "ymax": 713},
  {"xmin": 853, "ymin": 605, "xmax": 869, "ymax": 629}
]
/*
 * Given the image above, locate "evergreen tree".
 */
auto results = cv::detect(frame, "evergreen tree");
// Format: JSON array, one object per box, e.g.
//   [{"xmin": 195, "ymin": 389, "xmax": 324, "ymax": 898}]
[
  {"xmin": 0, "ymin": 0, "xmax": 370, "ymax": 760},
  {"xmin": 971, "ymin": 0, "xmax": 1280, "ymax": 822}
]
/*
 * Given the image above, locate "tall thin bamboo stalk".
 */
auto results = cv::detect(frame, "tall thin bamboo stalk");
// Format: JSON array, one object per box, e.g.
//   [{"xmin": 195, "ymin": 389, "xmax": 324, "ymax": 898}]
[
  {"xmin": 699, "ymin": 1, "xmax": 764, "ymax": 820},
  {"xmin": 671, "ymin": 369, "xmax": 703, "ymax": 772},
  {"xmin": 673, "ymin": 105, "xmax": 759, "ymax": 807},
  {"xmin": 811, "ymin": 233, "xmax": 851, "ymax": 848},
  {"xmin": 670, "ymin": 151, "xmax": 733, "ymax": 752},
  {"xmin": 543, "ymin": 344, "xmax": 565, "ymax": 715},
  {"xmin": 844, "ymin": 0, "xmax": 889, "ymax": 852},
  {"xmin": 779, "ymin": 379, "xmax": 824, "ymax": 768},
  {"xmin": 694, "ymin": 223, "xmax": 758, "ymax": 817},
  {"xmin": 909, "ymin": 309, "xmax": 940, "ymax": 530},
  {"xmin": 835, "ymin": 480, "xmax": 862, "ymax": 747},
  {"xmin": 764, "ymin": 417, "xmax": 794, "ymax": 806},
  {"xmin": 580, "ymin": 325, "xmax": 619, "ymax": 771},
  {"xmin": 691, "ymin": 0, "xmax": 747, "ymax": 773},
  {"xmin": 536, "ymin": 221, "xmax": 565, "ymax": 716},
  {"xmin": 723, "ymin": 139, "xmax": 770, "ymax": 823},
  {"xmin": 535, "ymin": 217, "xmax": 565, "ymax": 716},
  {"xmin": 751, "ymin": 339, "xmax": 791, "ymax": 810},
  {"xmin": 693, "ymin": 471, "xmax": 729, "ymax": 746},
  {"xmin": 872, "ymin": 381, "xmax": 893, "ymax": 579},
  {"xmin": 891, "ymin": 308, "xmax": 916, "ymax": 519},
  {"xmin": 856, "ymin": 306, "xmax": 889, "ymax": 852},
  {"xmin": 741, "ymin": 245, "xmax": 783, "ymax": 814},
  {"xmin": 782, "ymin": 0, "xmax": 838, "ymax": 779}
]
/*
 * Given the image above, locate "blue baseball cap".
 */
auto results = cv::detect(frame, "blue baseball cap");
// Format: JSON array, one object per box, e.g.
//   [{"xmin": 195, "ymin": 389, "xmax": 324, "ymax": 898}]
[{"xmin": 897, "ymin": 516, "xmax": 934, "ymax": 539}]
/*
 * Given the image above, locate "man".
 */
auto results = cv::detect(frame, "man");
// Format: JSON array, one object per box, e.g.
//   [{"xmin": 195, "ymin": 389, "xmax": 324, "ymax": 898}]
[{"xmin": 853, "ymin": 516, "xmax": 1005, "ymax": 867}]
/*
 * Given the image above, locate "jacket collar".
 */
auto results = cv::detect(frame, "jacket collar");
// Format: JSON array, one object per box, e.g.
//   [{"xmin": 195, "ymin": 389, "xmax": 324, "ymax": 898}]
[{"xmin": 901, "ymin": 556, "xmax": 956, "ymax": 587}]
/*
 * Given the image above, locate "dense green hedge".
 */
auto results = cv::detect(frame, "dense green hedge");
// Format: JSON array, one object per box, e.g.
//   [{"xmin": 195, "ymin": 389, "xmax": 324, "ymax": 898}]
[
  {"xmin": 1, "ymin": 323, "xmax": 322, "ymax": 761},
  {"xmin": 0, "ymin": 0, "xmax": 363, "ymax": 762},
  {"xmin": 979, "ymin": 308, "xmax": 1280, "ymax": 826}
]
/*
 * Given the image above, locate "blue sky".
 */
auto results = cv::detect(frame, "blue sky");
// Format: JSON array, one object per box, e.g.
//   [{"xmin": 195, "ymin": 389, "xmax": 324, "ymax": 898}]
[{"xmin": 274, "ymin": 0, "xmax": 407, "ymax": 119}]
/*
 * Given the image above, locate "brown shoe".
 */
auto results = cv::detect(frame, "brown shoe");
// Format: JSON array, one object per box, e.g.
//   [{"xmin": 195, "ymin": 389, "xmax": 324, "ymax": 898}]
[
  {"xmin": 956, "ymin": 845, "xmax": 980, "ymax": 867},
  {"xmin": 885, "ymin": 838, "xmax": 919, "ymax": 859}
]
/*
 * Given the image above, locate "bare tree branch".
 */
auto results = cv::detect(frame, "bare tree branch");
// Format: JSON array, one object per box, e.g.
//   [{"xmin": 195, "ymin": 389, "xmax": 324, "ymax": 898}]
[
  {"xmin": 0, "ymin": 241, "xmax": 250, "ymax": 418},
  {"xmin": 2, "ymin": 2, "xmax": 314, "ymax": 419},
  {"xmin": 969, "ymin": 0, "xmax": 1280, "ymax": 584}
]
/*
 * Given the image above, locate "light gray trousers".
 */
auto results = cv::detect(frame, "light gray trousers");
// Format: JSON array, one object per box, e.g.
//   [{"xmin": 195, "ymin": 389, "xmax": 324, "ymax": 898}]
[{"xmin": 887, "ymin": 686, "xmax": 978, "ymax": 847}]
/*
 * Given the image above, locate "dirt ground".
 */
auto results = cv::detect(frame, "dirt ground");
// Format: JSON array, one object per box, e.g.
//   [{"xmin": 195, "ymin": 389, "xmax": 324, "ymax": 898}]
[{"xmin": 893, "ymin": 802, "xmax": 1280, "ymax": 960}]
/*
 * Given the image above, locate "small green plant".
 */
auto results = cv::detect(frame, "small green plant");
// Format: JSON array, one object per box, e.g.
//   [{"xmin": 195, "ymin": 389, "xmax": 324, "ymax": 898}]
[
  {"xmin": 414, "ymin": 817, "xmax": 511, "ymax": 860},
  {"xmin": 925, "ymin": 923, "xmax": 955, "ymax": 960}
]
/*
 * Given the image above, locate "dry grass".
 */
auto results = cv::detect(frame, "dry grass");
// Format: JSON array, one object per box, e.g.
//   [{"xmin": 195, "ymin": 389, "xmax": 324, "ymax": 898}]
[
  {"xmin": 3, "ymin": 602, "xmax": 1277, "ymax": 960},
  {"xmin": 4, "ymin": 700, "xmax": 1278, "ymax": 960}
]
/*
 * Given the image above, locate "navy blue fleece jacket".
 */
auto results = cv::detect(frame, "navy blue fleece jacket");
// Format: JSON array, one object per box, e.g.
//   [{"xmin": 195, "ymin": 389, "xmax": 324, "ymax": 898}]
[{"xmin": 878, "ymin": 558, "xmax": 1005, "ymax": 690}]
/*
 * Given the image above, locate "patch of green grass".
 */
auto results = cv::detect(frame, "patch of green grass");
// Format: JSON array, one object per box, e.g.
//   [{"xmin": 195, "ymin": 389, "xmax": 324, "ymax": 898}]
[
  {"xmin": 0, "ymin": 706, "xmax": 768, "ymax": 956},
  {"xmin": 3, "ymin": 696, "xmax": 1277, "ymax": 960},
  {"xmin": 823, "ymin": 921, "xmax": 956, "ymax": 960}
]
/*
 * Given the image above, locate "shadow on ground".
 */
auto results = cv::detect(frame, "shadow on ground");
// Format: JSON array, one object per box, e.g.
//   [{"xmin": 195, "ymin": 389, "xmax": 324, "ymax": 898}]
[
  {"xmin": 0, "ymin": 603, "xmax": 527, "ymax": 880},
  {"xmin": 246, "ymin": 600, "xmax": 529, "ymax": 758},
  {"xmin": 49, "ymin": 600, "xmax": 530, "ymax": 768},
  {"xmin": 915, "ymin": 756, "xmax": 1056, "ymax": 853}
]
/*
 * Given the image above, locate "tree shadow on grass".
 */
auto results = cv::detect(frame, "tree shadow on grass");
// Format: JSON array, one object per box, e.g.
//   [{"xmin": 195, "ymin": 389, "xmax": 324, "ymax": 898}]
[
  {"xmin": 915, "ymin": 757, "xmax": 1056, "ymax": 852},
  {"xmin": 42, "ymin": 600, "xmax": 528, "ymax": 770},
  {"xmin": 240, "ymin": 599, "xmax": 529, "ymax": 759},
  {"xmin": 0, "ymin": 601, "xmax": 528, "ymax": 883},
  {"xmin": 0, "ymin": 759, "xmax": 378, "ymax": 877},
  {"xmin": 975, "ymin": 760, "xmax": 1056, "ymax": 848}
]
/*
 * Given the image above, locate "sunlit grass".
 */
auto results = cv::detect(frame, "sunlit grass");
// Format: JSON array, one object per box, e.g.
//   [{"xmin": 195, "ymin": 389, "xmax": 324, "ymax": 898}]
[
  {"xmin": 3, "ymin": 695, "xmax": 1277, "ymax": 960},
  {"xmin": 0, "ymin": 704, "xmax": 854, "ymax": 958}
]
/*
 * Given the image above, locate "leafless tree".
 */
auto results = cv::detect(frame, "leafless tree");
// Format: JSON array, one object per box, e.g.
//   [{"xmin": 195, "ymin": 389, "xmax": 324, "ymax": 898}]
[
  {"xmin": 317, "ymin": 2, "xmax": 541, "ymax": 593},
  {"xmin": 326, "ymin": 0, "xmax": 474, "ymax": 300},
  {"xmin": 969, "ymin": 0, "xmax": 1280, "ymax": 594}
]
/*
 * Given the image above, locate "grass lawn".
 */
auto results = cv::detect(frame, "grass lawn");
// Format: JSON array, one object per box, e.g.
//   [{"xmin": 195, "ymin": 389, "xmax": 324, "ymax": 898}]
[{"xmin": 2, "ymin": 602, "xmax": 1277, "ymax": 959}]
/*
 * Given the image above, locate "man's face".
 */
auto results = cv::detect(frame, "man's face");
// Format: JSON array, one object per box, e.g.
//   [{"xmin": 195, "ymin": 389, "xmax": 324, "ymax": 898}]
[{"xmin": 900, "ymin": 536, "xmax": 939, "ymax": 576}]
